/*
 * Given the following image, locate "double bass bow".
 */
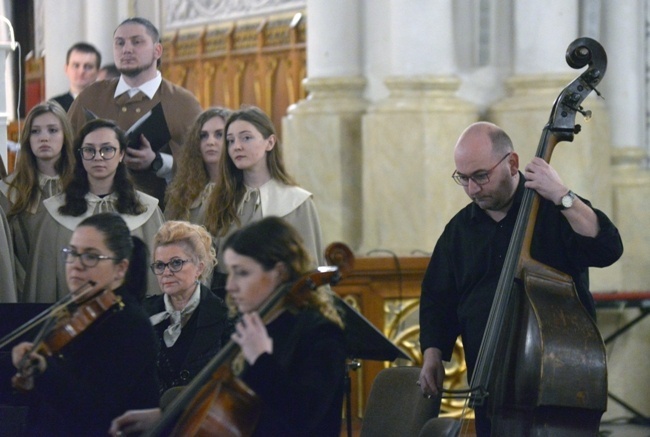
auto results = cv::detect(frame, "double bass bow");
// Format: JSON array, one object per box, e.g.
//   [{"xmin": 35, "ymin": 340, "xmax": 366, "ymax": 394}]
[
  {"xmin": 454, "ymin": 37, "xmax": 608, "ymax": 436},
  {"xmin": 144, "ymin": 242, "xmax": 354, "ymax": 437}
]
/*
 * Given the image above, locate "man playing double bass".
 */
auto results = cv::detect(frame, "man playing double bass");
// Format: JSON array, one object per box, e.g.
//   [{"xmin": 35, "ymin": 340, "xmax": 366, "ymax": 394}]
[{"xmin": 418, "ymin": 121, "xmax": 623, "ymax": 436}]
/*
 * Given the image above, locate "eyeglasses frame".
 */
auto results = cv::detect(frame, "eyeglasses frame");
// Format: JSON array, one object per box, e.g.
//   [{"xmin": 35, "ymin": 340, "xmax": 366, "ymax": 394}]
[{"xmin": 451, "ymin": 152, "xmax": 512, "ymax": 186}]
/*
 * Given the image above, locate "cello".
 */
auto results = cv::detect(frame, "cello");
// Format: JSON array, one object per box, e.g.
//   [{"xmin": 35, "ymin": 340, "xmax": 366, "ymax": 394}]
[
  {"xmin": 143, "ymin": 242, "xmax": 354, "ymax": 437},
  {"xmin": 450, "ymin": 37, "xmax": 609, "ymax": 436}
]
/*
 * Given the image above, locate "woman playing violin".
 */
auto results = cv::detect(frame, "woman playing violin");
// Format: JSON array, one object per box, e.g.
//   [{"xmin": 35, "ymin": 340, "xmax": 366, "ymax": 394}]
[
  {"xmin": 12, "ymin": 212, "xmax": 159, "ymax": 436},
  {"xmin": 110, "ymin": 217, "xmax": 346, "ymax": 437}
]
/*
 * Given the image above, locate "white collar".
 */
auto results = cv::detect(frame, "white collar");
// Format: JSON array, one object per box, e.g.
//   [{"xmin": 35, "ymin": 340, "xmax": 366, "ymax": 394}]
[
  {"xmin": 43, "ymin": 191, "xmax": 159, "ymax": 231},
  {"xmin": 114, "ymin": 71, "xmax": 162, "ymax": 99},
  {"xmin": 246, "ymin": 179, "xmax": 312, "ymax": 217}
]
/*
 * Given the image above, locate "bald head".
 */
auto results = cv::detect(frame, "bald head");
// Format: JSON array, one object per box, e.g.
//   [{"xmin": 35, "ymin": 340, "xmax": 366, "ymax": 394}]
[{"xmin": 454, "ymin": 122, "xmax": 513, "ymax": 159}]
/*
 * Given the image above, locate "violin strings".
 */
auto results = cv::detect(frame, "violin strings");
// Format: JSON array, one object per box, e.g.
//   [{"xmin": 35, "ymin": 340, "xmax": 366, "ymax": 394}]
[{"xmin": 0, "ymin": 281, "xmax": 95, "ymax": 349}]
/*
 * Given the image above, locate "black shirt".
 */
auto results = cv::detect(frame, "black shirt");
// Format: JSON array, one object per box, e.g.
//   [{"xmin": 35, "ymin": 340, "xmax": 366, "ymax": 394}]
[{"xmin": 419, "ymin": 174, "xmax": 623, "ymax": 375}]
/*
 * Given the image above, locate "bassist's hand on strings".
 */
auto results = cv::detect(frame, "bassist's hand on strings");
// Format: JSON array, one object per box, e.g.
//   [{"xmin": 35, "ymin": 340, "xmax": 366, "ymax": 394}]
[
  {"xmin": 523, "ymin": 157, "xmax": 568, "ymax": 204},
  {"xmin": 524, "ymin": 157, "xmax": 599, "ymax": 237},
  {"xmin": 418, "ymin": 347, "xmax": 444, "ymax": 399}
]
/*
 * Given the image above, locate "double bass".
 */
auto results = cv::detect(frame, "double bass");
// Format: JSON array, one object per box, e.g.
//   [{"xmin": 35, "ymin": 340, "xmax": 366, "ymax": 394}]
[{"xmin": 456, "ymin": 37, "xmax": 609, "ymax": 436}]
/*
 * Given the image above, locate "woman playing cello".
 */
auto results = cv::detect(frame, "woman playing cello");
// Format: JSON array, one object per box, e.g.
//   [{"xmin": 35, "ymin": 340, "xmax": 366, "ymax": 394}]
[{"xmin": 110, "ymin": 217, "xmax": 346, "ymax": 437}]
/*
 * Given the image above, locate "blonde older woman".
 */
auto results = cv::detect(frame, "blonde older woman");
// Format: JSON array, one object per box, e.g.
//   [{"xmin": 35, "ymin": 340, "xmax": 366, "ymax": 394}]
[{"xmin": 143, "ymin": 220, "xmax": 231, "ymax": 395}]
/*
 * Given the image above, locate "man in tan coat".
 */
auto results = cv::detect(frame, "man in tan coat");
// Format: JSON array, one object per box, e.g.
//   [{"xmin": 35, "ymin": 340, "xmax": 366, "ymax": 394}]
[{"xmin": 68, "ymin": 17, "xmax": 202, "ymax": 208}]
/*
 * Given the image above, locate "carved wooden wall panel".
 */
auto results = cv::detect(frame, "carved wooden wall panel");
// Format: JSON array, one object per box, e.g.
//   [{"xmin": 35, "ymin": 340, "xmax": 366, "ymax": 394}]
[{"xmin": 161, "ymin": 10, "xmax": 306, "ymax": 136}]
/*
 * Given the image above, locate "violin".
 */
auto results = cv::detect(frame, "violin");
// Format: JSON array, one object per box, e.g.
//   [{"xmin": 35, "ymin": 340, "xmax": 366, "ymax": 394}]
[
  {"xmin": 9, "ymin": 281, "xmax": 124, "ymax": 391},
  {"xmin": 144, "ymin": 242, "xmax": 354, "ymax": 437}
]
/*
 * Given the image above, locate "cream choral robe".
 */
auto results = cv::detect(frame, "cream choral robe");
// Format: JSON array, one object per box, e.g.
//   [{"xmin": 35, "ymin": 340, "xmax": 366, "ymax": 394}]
[
  {"xmin": 213, "ymin": 179, "xmax": 324, "ymax": 274},
  {"xmin": 23, "ymin": 191, "xmax": 165, "ymax": 303},
  {"xmin": 0, "ymin": 173, "xmax": 62, "ymax": 301}
]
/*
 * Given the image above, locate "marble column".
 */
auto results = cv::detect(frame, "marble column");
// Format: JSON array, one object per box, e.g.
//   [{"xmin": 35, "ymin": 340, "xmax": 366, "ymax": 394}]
[
  {"xmin": 600, "ymin": 2, "xmax": 650, "ymax": 420},
  {"xmin": 0, "ymin": 41, "xmax": 14, "ymax": 172},
  {"xmin": 360, "ymin": 0, "xmax": 477, "ymax": 254},
  {"xmin": 83, "ymin": 1, "xmax": 120, "ymax": 66},
  {"xmin": 43, "ymin": 0, "xmax": 85, "ymax": 98},
  {"xmin": 488, "ymin": 0, "xmax": 619, "ymax": 291},
  {"xmin": 283, "ymin": 0, "xmax": 367, "ymax": 250},
  {"xmin": 601, "ymin": 0, "xmax": 650, "ymax": 291}
]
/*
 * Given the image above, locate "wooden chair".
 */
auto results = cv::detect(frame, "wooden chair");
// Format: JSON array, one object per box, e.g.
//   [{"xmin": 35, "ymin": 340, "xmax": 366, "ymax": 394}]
[{"xmin": 360, "ymin": 366, "xmax": 441, "ymax": 437}]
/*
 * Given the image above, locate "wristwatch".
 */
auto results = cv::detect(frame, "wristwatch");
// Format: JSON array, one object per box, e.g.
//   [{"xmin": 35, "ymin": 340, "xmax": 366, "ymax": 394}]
[
  {"xmin": 557, "ymin": 190, "xmax": 576, "ymax": 210},
  {"xmin": 150, "ymin": 152, "xmax": 163, "ymax": 172}
]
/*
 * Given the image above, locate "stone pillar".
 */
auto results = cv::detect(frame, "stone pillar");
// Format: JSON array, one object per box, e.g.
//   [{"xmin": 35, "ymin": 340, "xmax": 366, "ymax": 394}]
[
  {"xmin": 283, "ymin": 0, "xmax": 367, "ymax": 249},
  {"xmin": 43, "ymin": 1, "xmax": 123, "ymax": 99},
  {"xmin": 43, "ymin": 0, "xmax": 84, "ymax": 98},
  {"xmin": 0, "ymin": 41, "xmax": 14, "ymax": 170},
  {"xmin": 488, "ymin": 0, "xmax": 618, "ymax": 291},
  {"xmin": 83, "ymin": 1, "xmax": 120, "ymax": 65},
  {"xmin": 360, "ymin": 0, "xmax": 477, "ymax": 254},
  {"xmin": 602, "ymin": 0, "xmax": 649, "ymax": 291},
  {"xmin": 601, "ymin": 3, "xmax": 650, "ymax": 420}
]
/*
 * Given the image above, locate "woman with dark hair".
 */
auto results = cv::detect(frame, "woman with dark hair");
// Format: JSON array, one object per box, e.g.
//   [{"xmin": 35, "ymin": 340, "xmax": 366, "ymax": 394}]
[
  {"xmin": 205, "ymin": 106, "xmax": 324, "ymax": 298},
  {"xmin": 0, "ymin": 102, "xmax": 76, "ymax": 301},
  {"xmin": 164, "ymin": 107, "xmax": 232, "ymax": 224},
  {"xmin": 24, "ymin": 119, "xmax": 164, "ymax": 302},
  {"xmin": 12, "ymin": 212, "xmax": 160, "ymax": 436},
  {"xmin": 110, "ymin": 217, "xmax": 345, "ymax": 437}
]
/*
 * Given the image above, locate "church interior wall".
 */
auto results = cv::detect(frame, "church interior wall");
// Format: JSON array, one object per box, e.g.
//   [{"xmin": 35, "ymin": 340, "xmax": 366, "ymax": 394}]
[{"xmin": 6, "ymin": 0, "xmax": 650, "ymax": 425}]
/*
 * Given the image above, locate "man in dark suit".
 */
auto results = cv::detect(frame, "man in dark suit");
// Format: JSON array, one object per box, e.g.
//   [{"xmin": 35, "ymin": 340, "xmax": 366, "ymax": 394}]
[{"xmin": 50, "ymin": 42, "xmax": 101, "ymax": 112}]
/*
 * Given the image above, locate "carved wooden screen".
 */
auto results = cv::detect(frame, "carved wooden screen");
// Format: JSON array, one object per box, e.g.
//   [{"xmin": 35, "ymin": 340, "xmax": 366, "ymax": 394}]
[{"xmin": 161, "ymin": 10, "xmax": 307, "ymax": 137}]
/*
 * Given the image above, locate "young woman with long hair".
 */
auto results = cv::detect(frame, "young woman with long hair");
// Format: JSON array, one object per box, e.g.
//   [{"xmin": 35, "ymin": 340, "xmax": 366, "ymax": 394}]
[
  {"xmin": 164, "ymin": 107, "xmax": 231, "ymax": 223},
  {"xmin": 23, "ymin": 119, "xmax": 164, "ymax": 302},
  {"xmin": 0, "ymin": 102, "xmax": 76, "ymax": 300},
  {"xmin": 204, "ymin": 106, "xmax": 324, "ymax": 298}
]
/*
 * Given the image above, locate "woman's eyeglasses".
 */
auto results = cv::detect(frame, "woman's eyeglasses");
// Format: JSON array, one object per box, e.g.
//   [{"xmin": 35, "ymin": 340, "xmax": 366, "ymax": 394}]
[
  {"xmin": 62, "ymin": 247, "xmax": 120, "ymax": 268},
  {"xmin": 79, "ymin": 146, "xmax": 118, "ymax": 161},
  {"xmin": 150, "ymin": 258, "xmax": 191, "ymax": 275}
]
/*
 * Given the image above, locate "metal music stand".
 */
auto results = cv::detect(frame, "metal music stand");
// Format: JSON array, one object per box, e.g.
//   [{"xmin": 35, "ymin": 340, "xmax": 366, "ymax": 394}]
[{"xmin": 333, "ymin": 295, "xmax": 410, "ymax": 437}]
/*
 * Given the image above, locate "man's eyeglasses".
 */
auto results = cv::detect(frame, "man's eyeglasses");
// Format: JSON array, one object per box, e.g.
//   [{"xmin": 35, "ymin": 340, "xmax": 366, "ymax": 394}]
[
  {"xmin": 62, "ymin": 247, "xmax": 120, "ymax": 268},
  {"xmin": 150, "ymin": 258, "xmax": 191, "ymax": 275},
  {"xmin": 79, "ymin": 146, "xmax": 118, "ymax": 161},
  {"xmin": 452, "ymin": 153, "xmax": 511, "ymax": 186}
]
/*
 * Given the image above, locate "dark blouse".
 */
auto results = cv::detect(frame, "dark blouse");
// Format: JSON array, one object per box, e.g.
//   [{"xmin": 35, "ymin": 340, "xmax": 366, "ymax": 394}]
[
  {"xmin": 26, "ymin": 289, "xmax": 160, "ymax": 436},
  {"xmin": 143, "ymin": 285, "xmax": 232, "ymax": 394},
  {"xmin": 242, "ymin": 308, "xmax": 346, "ymax": 437},
  {"xmin": 419, "ymin": 174, "xmax": 624, "ymax": 376}
]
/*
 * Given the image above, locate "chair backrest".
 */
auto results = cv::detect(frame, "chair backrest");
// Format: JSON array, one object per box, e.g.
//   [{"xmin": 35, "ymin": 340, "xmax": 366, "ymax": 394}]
[
  {"xmin": 418, "ymin": 417, "xmax": 462, "ymax": 437},
  {"xmin": 360, "ymin": 366, "xmax": 441, "ymax": 437}
]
